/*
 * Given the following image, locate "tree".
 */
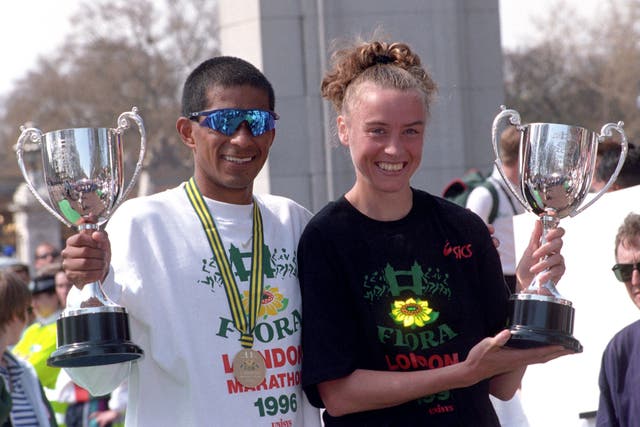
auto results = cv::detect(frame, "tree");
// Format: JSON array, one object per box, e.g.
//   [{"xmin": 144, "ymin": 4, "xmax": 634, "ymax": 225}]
[
  {"xmin": 503, "ymin": 0, "xmax": 640, "ymax": 144},
  {"xmin": 0, "ymin": 0, "xmax": 219, "ymax": 198}
]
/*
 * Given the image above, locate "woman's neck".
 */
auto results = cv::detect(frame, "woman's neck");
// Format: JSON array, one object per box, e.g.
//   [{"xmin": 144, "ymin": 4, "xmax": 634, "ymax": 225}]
[{"xmin": 345, "ymin": 185, "xmax": 413, "ymax": 221}]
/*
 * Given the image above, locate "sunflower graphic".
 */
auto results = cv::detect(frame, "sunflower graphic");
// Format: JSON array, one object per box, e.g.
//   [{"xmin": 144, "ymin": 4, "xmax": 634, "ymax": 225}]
[
  {"xmin": 390, "ymin": 297, "xmax": 439, "ymax": 328},
  {"xmin": 242, "ymin": 285, "xmax": 289, "ymax": 319}
]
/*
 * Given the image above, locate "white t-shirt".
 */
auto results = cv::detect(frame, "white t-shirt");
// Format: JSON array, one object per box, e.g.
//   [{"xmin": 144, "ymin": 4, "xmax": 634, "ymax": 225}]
[
  {"xmin": 68, "ymin": 183, "xmax": 321, "ymax": 427},
  {"xmin": 465, "ymin": 167, "xmax": 525, "ymax": 275}
]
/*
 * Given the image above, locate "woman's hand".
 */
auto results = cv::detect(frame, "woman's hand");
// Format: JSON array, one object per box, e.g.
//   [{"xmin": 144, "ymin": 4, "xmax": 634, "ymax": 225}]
[{"xmin": 515, "ymin": 220, "xmax": 565, "ymax": 292}]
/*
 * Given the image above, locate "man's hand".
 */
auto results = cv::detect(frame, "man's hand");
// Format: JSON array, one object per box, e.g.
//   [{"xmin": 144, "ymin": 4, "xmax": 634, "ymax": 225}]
[{"xmin": 61, "ymin": 230, "xmax": 111, "ymax": 288}]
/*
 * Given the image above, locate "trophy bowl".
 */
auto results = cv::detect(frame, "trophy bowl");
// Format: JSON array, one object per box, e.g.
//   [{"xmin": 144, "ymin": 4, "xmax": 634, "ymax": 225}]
[
  {"xmin": 16, "ymin": 108, "xmax": 146, "ymax": 372},
  {"xmin": 492, "ymin": 106, "xmax": 628, "ymax": 352}
]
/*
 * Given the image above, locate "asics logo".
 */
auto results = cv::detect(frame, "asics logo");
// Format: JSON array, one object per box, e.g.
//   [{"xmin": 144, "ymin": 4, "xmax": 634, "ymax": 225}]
[{"xmin": 443, "ymin": 241, "xmax": 473, "ymax": 259}]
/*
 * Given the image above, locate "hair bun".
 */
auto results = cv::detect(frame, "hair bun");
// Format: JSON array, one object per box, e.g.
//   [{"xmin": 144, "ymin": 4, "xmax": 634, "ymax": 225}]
[{"xmin": 373, "ymin": 54, "xmax": 394, "ymax": 65}]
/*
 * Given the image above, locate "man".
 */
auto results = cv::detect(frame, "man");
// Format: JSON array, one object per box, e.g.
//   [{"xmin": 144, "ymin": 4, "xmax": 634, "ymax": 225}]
[
  {"xmin": 597, "ymin": 212, "xmax": 640, "ymax": 426},
  {"xmin": 61, "ymin": 57, "xmax": 321, "ymax": 426},
  {"xmin": 592, "ymin": 141, "xmax": 640, "ymax": 193},
  {"xmin": 34, "ymin": 241, "xmax": 61, "ymax": 272},
  {"xmin": 54, "ymin": 266, "xmax": 72, "ymax": 310},
  {"xmin": 466, "ymin": 126, "xmax": 525, "ymax": 293}
]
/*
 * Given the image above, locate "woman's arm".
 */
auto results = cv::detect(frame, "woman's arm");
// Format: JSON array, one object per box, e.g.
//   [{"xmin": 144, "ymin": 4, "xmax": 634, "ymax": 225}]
[{"xmin": 318, "ymin": 330, "xmax": 570, "ymax": 417}]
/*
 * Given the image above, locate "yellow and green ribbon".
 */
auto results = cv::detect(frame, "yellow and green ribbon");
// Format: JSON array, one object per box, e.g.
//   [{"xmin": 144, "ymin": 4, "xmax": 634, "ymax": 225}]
[{"xmin": 185, "ymin": 177, "xmax": 264, "ymax": 348}]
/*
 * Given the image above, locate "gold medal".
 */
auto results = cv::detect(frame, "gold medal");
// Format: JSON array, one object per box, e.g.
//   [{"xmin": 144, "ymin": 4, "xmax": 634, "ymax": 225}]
[{"xmin": 232, "ymin": 348, "xmax": 267, "ymax": 388}]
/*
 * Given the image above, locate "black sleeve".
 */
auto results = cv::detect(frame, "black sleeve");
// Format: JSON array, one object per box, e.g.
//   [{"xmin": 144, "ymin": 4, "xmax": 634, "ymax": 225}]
[{"xmin": 297, "ymin": 221, "xmax": 360, "ymax": 408}]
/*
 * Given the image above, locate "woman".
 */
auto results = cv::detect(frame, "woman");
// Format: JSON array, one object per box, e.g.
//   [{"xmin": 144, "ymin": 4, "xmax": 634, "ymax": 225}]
[
  {"xmin": 297, "ymin": 37, "xmax": 573, "ymax": 426},
  {"xmin": 0, "ymin": 271, "xmax": 57, "ymax": 426}
]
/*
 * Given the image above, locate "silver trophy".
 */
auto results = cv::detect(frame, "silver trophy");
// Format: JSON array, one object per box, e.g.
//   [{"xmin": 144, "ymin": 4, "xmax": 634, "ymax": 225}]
[
  {"xmin": 16, "ymin": 108, "xmax": 146, "ymax": 373},
  {"xmin": 492, "ymin": 105, "xmax": 628, "ymax": 352}
]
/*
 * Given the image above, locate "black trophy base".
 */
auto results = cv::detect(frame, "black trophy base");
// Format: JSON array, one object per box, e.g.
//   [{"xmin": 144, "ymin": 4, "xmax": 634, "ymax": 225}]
[
  {"xmin": 48, "ymin": 309, "xmax": 144, "ymax": 368},
  {"xmin": 507, "ymin": 294, "xmax": 583, "ymax": 353}
]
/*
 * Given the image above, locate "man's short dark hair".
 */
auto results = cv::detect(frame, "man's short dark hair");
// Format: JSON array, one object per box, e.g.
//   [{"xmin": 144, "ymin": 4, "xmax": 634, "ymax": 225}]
[
  {"xmin": 181, "ymin": 56, "xmax": 275, "ymax": 117},
  {"xmin": 597, "ymin": 142, "xmax": 640, "ymax": 189}
]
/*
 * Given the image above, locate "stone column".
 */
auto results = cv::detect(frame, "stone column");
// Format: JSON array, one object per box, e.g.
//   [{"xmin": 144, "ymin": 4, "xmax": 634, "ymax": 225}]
[{"xmin": 216, "ymin": 0, "xmax": 504, "ymax": 212}]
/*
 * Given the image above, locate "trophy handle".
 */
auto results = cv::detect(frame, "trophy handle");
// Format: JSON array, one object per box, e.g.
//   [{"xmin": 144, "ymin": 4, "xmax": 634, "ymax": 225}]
[
  {"xmin": 16, "ymin": 126, "xmax": 74, "ymax": 228},
  {"xmin": 113, "ymin": 107, "xmax": 147, "ymax": 211},
  {"xmin": 491, "ymin": 105, "xmax": 531, "ymax": 212},
  {"xmin": 571, "ymin": 121, "xmax": 628, "ymax": 217}
]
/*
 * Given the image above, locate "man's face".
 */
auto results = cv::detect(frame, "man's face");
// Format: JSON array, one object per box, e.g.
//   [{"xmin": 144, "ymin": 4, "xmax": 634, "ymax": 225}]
[
  {"xmin": 616, "ymin": 236, "xmax": 640, "ymax": 309},
  {"xmin": 55, "ymin": 271, "xmax": 72, "ymax": 309},
  {"xmin": 179, "ymin": 85, "xmax": 275, "ymax": 204},
  {"xmin": 34, "ymin": 244, "xmax": 59, "ymax": 269}
]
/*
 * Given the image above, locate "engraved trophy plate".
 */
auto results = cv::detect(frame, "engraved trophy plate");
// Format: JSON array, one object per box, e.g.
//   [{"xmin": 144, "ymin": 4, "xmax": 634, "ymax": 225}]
[
  {"xmin": 492, "ymin": 105, "xmax": 628, "ymax": 352},
  {"xmin": 16, "ymin": 108, "xmax": 146, "ymax": 379}
]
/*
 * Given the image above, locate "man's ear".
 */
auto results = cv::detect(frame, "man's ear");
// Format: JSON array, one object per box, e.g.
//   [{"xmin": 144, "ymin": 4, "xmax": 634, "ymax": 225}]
[
  {"xmin": 337, "ymin": 115, "xmax": 348, "ymax": 147},
  {"xmin": 176, "ymin": 117, "xmax": 196, "ymax": 148}
]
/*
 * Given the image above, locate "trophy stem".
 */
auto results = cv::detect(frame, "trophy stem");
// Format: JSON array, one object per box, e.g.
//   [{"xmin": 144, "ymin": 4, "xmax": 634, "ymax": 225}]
[{"xmin": 525, "ymin": 213, "xmax": 563, "ymax": 298}]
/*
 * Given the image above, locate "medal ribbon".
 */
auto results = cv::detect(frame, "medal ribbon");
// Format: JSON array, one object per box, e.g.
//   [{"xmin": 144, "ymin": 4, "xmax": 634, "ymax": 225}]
[{"xmin": 185, "ymin": 177, "xmax": 264, "ymax": 348}]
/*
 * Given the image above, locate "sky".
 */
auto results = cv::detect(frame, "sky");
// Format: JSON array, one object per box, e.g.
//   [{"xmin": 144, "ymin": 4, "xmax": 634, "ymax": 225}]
[{"xmin": 0, "ymin": 0, "xmax": 606, "ymax": 97}]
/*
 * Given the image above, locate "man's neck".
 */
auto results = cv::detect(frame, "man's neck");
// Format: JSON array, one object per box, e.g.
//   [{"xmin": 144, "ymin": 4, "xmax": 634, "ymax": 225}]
[{"xmin": 192, "ymin": 176, "xmax": 254, "ymax": 205}]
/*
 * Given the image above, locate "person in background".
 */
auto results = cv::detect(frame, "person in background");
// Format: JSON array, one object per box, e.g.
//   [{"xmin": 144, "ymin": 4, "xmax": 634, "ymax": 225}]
[
  {"xmin": 297, "ymin": 35, "xmax": 574, "ymax": 426},
  {"xmin": 34, "ymin": 242, "xmax": 61, "ymax": 273},
  {"xmin": 466, "ymin": 126, "xmax": 529, "ymax": 426},
  {"xmin": 12, "ymin": 273, "xmax": 66, "ymax": 424},
  {"xmin": 10, "ymin": 264, "xmax": 31, "ymax": 289},
  {"xmin": 591, "ymin": 141, "xmax": 640, "ymax": 193},
  {"xmin": 54, "ymin": 369, "xmax": 127, "ymax": 427},
  {"xmin": 466, "ymin": 125, "xmax": 525, "ymax": 293},
  {"xmin": 54, "ymin": 265, "xmax": 72, "ymax": 310},
  {"xmin": 597, "ymin": 212, "xmax": 640, "ymax": 426},
  {"xmin": 12, "ymin": 273, "xmax": 62, "ymax": 391},
  {"xmin": 60, "ymin": 56, "xmax": 321, "ymax": 426},
  {"xmin": 0, "ymin": 270, "xmax": 57, "ymax": 426}
]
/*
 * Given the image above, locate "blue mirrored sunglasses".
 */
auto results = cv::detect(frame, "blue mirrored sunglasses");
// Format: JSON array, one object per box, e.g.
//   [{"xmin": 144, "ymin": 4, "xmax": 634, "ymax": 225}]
[{"xmin": 189, "ymin": 108, "xmax": 279, "ymax": 136}]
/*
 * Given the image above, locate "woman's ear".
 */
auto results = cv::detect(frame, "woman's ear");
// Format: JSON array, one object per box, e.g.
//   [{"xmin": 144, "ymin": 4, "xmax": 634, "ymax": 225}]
[
  {"xmin": 337, "ymin": 115, "xmax": 349, "ymax": 147},
  {"xmin": 176, "ymin": 117, "xmax": 196, "ymax": 149}
]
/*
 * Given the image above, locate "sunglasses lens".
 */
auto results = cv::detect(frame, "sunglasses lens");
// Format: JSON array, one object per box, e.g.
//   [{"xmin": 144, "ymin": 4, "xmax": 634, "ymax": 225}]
[
  {"xmin": 202, "ymin": 109, "xmax": 275, "ymax": 136},
  {"xmin": 246, "ymin": 110, "xmax": 276, "ymax": 136},
  {"xmin": 612, "ymin": 264, "xmax": 635, "ymax": 282}
]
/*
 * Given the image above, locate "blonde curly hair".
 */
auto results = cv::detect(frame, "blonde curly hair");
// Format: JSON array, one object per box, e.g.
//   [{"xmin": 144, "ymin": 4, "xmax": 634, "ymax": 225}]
[{"xmin": 321, "ymin": 39, "xmax": 438, "ymax": 115}]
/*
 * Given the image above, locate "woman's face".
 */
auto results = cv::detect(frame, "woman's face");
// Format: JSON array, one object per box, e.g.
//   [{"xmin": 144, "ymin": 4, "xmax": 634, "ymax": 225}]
[{"xmin": 338, "ymin": 83, "xmax": 427, "ymax": 197}]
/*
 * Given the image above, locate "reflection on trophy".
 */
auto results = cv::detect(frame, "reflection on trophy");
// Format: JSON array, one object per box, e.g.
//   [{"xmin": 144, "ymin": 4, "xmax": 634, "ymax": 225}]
[
  {"xmin": 492, "ymin": 105, "xmax": 628, "ymax": 352},
  {"xmin": 16, "ymin": 108, "xmax": 146, "ymax": 378}
]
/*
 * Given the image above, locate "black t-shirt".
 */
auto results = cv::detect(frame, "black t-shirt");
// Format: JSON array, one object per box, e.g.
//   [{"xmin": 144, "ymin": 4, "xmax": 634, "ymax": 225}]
[{"xmin": 298, "ymin": 189, "xmax": 509, "ymax": 426}]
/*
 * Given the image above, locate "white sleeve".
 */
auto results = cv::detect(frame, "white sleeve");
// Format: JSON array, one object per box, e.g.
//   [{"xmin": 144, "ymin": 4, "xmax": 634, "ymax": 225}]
[{"xmin": 465, "ymin": 186, "xmax": 494, "ymax": 224}]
